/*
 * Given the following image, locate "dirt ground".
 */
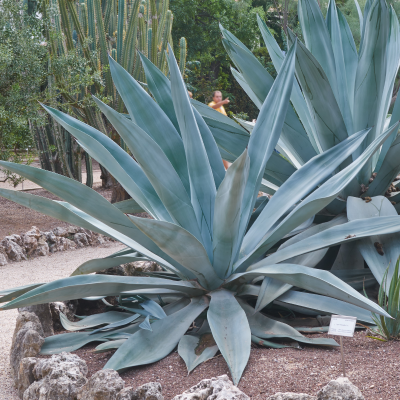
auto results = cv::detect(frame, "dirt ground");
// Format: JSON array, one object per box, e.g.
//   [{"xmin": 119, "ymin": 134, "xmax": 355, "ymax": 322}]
[
  {"xmin": 0, "ymin": 184, "xmax": 112, "ymax": 238},
  {"xmin": 69, "ymin": 330, "xmax": 400, "ymax": 400},
  {"xmin": 0, "ymin": 160, "xmax": 112, "ymax": 238}
]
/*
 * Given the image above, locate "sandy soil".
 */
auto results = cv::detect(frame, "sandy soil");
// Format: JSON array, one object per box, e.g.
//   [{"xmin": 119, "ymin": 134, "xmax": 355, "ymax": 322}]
[
  {"xmin": 0, "ymin": 242, "xmax": 125, "ymax": 400},
  {"xmin": 70, "ymin": 327, "xmax": 400, "ymax": 400}
]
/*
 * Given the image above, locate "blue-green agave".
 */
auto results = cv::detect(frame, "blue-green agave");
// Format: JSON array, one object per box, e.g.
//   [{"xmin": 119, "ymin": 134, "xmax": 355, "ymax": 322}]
[
  {"xmin": 193, "ymin": 0, "xmax": 400, "ymax": 309},
  {"xmin": 0, "ymin": 2, "xmax": 398, "ymax": 382}
]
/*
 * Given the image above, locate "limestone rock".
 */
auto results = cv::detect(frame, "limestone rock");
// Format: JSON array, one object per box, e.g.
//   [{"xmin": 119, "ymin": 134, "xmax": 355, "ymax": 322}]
[
  {"xmin": 23, "ymin": 353, "xmax": 88, "ymax": 400},
  {"xmin": 19, "ymin": 304, "xmax": 54, "ymax": 337},
  {"xmin": 50, "ymin": 300, "xmax": 79, "ymax": 329},
  {"xmin": 10, "ymin": 312, "xmax": 44, "ymax": 381},
  {"xmin": 117, "ymin": 382, "xmax": 163, "ymax": 400},
  {"xmin": 16, "ymin": 357, "xmax": 37, "ymax": 398},
  {"xmin": 267, "ymin": 394, "xmax": 316, "ymax": 400},
  {"xmin": 317, "ymin": 377, "xmax": 364, "ymax": 400},
  {"xmin": 35, "ymin": 235, "xmax": 49, "ymax": 257},
  {"xmin": 53, "ymin": 227, "xmax": 68, "ymax": 237},
  {"xmin": 73, "ymin": 232, "xmax": 90, "ymax": 248},
  {"xmin": 124, "ymin": 261, "xmax": 162, "ymax": 276},
  {"xmin": 67, "ymin": 226, "xmax": 79, "ymax": 235},
  {"xmin": 22, "ymin": 227, "xmax": 41, "ymax": 257},
  {"xmin": 77, "ymin": 369, "xmax": 125, "ymax": 400},
  {"xmin": 173, "ymin": 375, "xmax": 249, "ymax": 400},
  {"xmin": 52, "ymin": 236, "xmax": 77, "ymax": 253},
  {"xmin": 2, "ymin": 235, "xmax": 27, "ymax": 261},
  {"xmin": 0, "ymin": 247, "xmax": 8, "ymax": 265},
  {"xmin": 43, "ymin": 231, "xmax": 57, "ymax": 243}
]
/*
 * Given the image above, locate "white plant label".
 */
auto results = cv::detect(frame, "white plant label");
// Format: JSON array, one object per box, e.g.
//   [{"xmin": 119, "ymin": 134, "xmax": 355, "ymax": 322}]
[{"xmin": 328, "ymin": 315, "xmax": 357, "ymax": 337}]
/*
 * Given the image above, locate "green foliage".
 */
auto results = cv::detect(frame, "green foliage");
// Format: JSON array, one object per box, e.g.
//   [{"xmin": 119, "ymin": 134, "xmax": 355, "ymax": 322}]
[
  {"xmin": 0, "ymin": 0, "xmax": 47, "ymax": 183},
  {"xmin": 367, "ymin": 257, "xmax": 400, "ymax": 341},
  {"xmin": 0, "ymin": 43, "xmax": 391, "ymax": 385},
  {"xmin": 170, "ymin": 0, "xmax": 266, "ymax": 118}
]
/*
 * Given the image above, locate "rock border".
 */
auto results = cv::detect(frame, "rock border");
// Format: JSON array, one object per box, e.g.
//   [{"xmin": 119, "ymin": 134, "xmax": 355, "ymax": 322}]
[
  {"xmin": 0, "ymin": 225, "xmax": 115, "ymax": 265},
  {"xmin": 10, "ymin": 306, "xmax": 366, "ymax": 400}
]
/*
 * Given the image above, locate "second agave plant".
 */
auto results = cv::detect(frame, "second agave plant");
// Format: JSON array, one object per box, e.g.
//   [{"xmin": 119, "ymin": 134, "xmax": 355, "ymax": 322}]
[{"xmin": 0, "ymin": 36, "xmax": 396, "ymax": 383}]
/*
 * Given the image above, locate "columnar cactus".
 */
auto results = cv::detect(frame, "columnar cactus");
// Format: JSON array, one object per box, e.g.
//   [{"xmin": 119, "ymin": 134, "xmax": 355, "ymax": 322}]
[{"xmin": 34, "ymin": 0, "xmax": 186, "ymax": 187}]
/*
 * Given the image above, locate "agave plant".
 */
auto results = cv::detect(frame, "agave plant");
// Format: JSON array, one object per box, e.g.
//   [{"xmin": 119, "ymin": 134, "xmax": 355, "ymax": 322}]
[
  {"xmin": 0, "ymin": 38, "xmax": 395, "ymax": 383},
  {"xmin": 366, "ymin": 256, "xmax": 400, "ymax": 341},
  {"xmin": 190, "ymin": 0, "xmax": 400, "ymax": 297}
]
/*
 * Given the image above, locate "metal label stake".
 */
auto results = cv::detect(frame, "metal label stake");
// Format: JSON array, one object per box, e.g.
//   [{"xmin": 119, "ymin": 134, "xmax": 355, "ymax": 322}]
[{"xmin": 328, "ymin": 315, "xmax": 357, "ymax": 377}]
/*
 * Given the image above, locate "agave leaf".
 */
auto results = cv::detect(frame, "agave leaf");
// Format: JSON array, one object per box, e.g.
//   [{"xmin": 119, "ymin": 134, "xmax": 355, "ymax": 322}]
[
  {"xmin": 347, "ymin": 196, "xmax": 400, "ymax": 284},
  {"xmin": 137, "ymin": 55, "xmax": 225, "ymax": 188},
  {"xmin": 139, "ymin": 315, "xmax": 152, "ymax": 331},
  {"xmin": 337, "ymin": 8, "xmax": 358, "ymax": 118},
  {"xmin": 141, "ymin": 299, "xmax": 167, "ymax": 319},
  {"xmin": 0, "ymin": 188, "xmax": 188, "ymax": 278},
  {"xmin": 367, "ymin": 135, "xmax": 400, "ymax": 196},
  {"xmin": 235, "ymin": 40, "xmax": 298, "ymax": 255},
  {"xmin": 168, "ymin": 44, "xmax": 216, "ymax": 261},
  {"xmin": 326, "ymin": 0, "xmax": 354, "ymax": 135},
  {"xmin": 0, "ymin": 283, "xmax": 44, "ymax": 304},
  {"xmin": 107, "ymin": 57, "xmax": 189, "ymax": 191},
  {"xmin": 354, "ymin": 0, "xmax": 363, "ymax": 34},
  {"xmin": 240, "ymin": 128, "xmax": 370, "ymax": 265},
  {"xmin": 222, "ymin": 36, "xmax": 315, "ymax": 166},
  {"xmin": 374, "ymin": 10, "xmax": 400, "ymax": 173},
  {"xmin": 192, "ymin": 107, "xmax": 226, "ymax": 189},
  {"xmin": 0, "ymin": 162, "xmax": 158, "ymax": 252},
  {"xmin": 353, "ymin": 0, "xmax": 390, "ymax": 184},
  {"xmin": 138, "ymin": 51, "xmax": 179, "ymax": 131},
  {"xmin": 256, "ymin": 15, "xmax": 318, "ymax": 153},
  {"xmin": 114, "ymin": 198, "xmax": 144, "ymax": 214},
  {"xmin": 251, "ymin": 335, "xmax": 299, "ymax": 349},
  {"xmin": 178, "ymin": 334, "xmax": 219, "ymax": 374},
  {"xmin": 1, "ymin": 275, "xmax": 205, "ymax": 310},
  {"xmin": 238, "ymin": 298, "xmax": 338, "ymax": 346},
  {"xmin": 90, "ymin": 314, "xmax": 141, "ymax": 335},
  {"xmin": 104, "ymin": 296, "xmax": 209, "ymax": 371},
  {"xmin": 128, "ymin": 216, "xmax": 223, "ymax": 290},
  {"xmin": 228, "ymin": 263, "xmax": 390, "ymax": 317},
  {"xmin": 257, "ymin": 214, "xmax": 400, "ymax": 268},
  {"xmin": 71, "ymin": 255, "xmax": 148, "ymax": 276},
  {"xmin": 330, "ymin": 269, "xmax": 376, "ymax": 290},
  {"xmin": 298, "ymin": 0, "xmax": 338, "ymax": 98},
  {"xmin": 93, "ymin": 97, "xmax": 203, "ymax": 241},
  {"xmin": 208, "ymin": 289, "xmax": 251, "ymax": 385},
  {"xmin": 288, "ymin": 31, "xmax": 348, "ymax": 151},
  {"xmin": 40, "ymin": 322, "xmax": 142, "ymax": 355},
  {"xmin": 60, "ymin": 311, "xmax": 132, "ymax": 332},
  {"xmin": 254, "ymin": 278, "xmax": 292, "ymax": 313},
  {"xmin": 330, "ymin": 241, "xmax": 365, "ymax": 270},
  {"xmin": 42, "ymin": 104, "xmax": 166, "ymax": 220},
  {"xmin": 237, "ymin": 121, "xmax": 399, "ymax": 269},
  {"xmin": 191, "ymin": 102, "xmax": 294, "ymax": 186},
  {"xmin": 94, "ymin": 339, "xmax": 128, "ymax": 353},
  {"xmin": 276, "ymin": 291, "xmax": 374, "ymax": 324},
  {"xmin": 213, "ymin": 151, "xmax": 250, "ymax": 279},
  {"xmin": 0, "ymin": 189, "xmax": 122, "ymax": 240},
  {"xmin": 254, "ymin": 214, "xmax": 348, "ymax": 311}
]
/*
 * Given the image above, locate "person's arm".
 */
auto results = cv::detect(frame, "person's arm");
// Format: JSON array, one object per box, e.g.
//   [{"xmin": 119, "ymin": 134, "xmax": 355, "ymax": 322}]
[{"xmin": 210, "ymin": 98, "xmax": 230, "ymax": 109}]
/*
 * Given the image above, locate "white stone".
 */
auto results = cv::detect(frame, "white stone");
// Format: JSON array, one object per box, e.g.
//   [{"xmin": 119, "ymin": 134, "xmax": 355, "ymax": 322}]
[
  {"xmin": 173, "ymin": 375, "xmax": 249, "ymax": 400},
  {"xmin": 317, "ymin": 377, "xmax": 364, "ymax": 400},
  {"xmin": 77, "ymin": 369, "xmax": 125, "ymax": 400}
]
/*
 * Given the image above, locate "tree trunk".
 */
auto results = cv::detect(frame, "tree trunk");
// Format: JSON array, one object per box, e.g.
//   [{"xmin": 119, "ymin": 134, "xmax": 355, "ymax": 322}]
[
  {"xmin": 110, "ymin": 177, "xmax": 131, "ymax": 203},
  {"xmin": 99, "ymin": 165, "xmax": 113, "ymax": 189}
]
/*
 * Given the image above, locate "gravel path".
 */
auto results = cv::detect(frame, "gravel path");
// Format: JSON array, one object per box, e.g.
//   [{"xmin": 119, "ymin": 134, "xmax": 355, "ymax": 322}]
[{"xmin": 0, "ymin": 243, "xmax": 124, "ymax": 400}]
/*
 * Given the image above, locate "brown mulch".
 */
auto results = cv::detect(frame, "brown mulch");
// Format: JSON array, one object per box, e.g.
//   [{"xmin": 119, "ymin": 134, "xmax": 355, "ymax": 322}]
[
  {"xmin": 0, "ymin": 184, "xmax": 112, "ymax": 239},
  {"xmin": 69, "ymin": 330, "xmax": 400, "ymax": 400}
]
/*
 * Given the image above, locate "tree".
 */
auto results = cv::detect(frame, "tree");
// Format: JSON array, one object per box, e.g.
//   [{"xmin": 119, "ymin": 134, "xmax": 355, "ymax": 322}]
[
  {"xmin": 0, "ymin": 0, "xmax": 48, "ymax": 185},
  {"xmin": 171, "ymin": 0, "xmax": 266, "ymax": 118}
]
